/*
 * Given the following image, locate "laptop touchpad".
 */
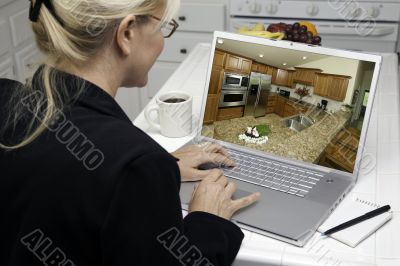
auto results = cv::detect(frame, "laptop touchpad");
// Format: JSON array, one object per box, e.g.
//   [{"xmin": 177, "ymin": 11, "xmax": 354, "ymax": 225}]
[{"xmin": 232, "ymin": 189, "xmax": 253, "ymax": 200}]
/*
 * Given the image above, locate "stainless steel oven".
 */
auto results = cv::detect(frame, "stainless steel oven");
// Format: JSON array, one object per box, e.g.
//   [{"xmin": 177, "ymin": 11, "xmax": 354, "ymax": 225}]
[
  {"xmin": 223, "ymin": 72, "xmax": 249, "ymax": 89},
  {"xmin": 219, "ymin": 89, "xmax": 248, "ymax": 107}
]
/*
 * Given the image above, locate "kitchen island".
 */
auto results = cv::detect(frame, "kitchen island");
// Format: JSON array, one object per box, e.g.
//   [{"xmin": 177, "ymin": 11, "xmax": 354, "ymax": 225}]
[{"xmin": 203, "ymin": 109, "xmax": 351, "ymax": 163}]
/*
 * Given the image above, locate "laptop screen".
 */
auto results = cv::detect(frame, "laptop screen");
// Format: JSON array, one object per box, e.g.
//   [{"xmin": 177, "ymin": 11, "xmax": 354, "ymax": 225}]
[{"xmin": 201, "ymin": 36, "xmax": 378, "ymax": 174}]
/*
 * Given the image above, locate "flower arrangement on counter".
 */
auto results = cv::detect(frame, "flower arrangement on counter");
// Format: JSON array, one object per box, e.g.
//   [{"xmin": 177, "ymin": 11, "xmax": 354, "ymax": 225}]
[
  {"xmin": 294, "ymin": 86, "xmax": 310, "ymax": 101},
  {"xmin": 238, "ymin": 125, "xmax": 269, "ymax": 145}
]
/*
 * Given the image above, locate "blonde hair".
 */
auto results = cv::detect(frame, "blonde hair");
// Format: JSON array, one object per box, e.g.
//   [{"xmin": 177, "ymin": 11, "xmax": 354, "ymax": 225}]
[{"xmin": 0, "ymin": 0, "xmax": 180, "ymax": 150}]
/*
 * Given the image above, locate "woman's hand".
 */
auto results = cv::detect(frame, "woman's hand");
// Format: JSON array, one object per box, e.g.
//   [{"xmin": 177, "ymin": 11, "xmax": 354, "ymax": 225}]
[
  {"xmin": 171, "ymin": 142, "xmax": 235, "ymax": 182},
  {"xmin": 189, "ymin": 169, "xmax": 260, "ymax": 220}
]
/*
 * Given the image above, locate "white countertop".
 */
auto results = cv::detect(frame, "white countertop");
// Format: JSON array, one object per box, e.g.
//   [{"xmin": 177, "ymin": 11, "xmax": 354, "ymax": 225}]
[{"xmin": 134, "ymin": 43, "xmax": 400, "ymax": 266}]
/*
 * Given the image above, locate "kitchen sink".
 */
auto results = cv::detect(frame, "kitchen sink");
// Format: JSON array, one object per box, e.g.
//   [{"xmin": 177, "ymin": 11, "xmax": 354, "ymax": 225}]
[{"xmin": 281, "ymin": 115, "xmax": 315, "ymax": 132}]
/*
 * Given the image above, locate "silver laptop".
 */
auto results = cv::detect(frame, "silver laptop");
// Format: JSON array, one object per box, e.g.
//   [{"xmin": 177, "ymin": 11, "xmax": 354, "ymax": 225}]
[{"xmin": 179, "ymin": 31, "xmax": 382, "ymax": 247}]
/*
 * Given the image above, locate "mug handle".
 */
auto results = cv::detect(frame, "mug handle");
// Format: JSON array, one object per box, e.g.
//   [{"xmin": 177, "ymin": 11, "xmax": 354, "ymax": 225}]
[{"xmin": 144, "ymin": 105, "xmax": 161, "ymax": 131}]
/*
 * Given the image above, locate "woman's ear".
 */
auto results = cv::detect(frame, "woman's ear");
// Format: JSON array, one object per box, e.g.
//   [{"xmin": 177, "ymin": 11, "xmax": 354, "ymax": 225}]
[{"xmin": 115, "ymin": 15, "xmax": 137, "ymax": 56}]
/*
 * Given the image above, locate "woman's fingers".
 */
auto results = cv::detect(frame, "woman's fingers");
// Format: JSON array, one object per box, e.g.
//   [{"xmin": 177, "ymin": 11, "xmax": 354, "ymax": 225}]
[
  {"xmin": 231, "ymin": 192, "xmax": 261, "ymax": 211},
  {"xmin": 215, "ymin": 174, "xmax": 228, "ymax": 187},
  {"xmin": 202, "ymin": 142, "xmax": 230, "ymax": 157},
  {"xmin": 225, "ymin": 182, "xmax": 237, "ymax": 198},
  {"xmin": 185, "ymin": 168, "xmax": 219, "ymax": 182},
  {"xmin": 204, "ymin": 169, "xmax": 224, "ymax": 182},
  {"xmin": 209, "ymin": 153, "xmax": 235, "ymax": 167}
]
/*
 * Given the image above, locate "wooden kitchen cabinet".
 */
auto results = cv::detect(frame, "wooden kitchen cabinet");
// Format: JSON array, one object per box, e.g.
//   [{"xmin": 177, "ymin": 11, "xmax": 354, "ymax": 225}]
[
  {"xmin": 208, "ymin": 66, "xmax": 224, "ymax": 94},
  {"xmin": 208, "ymin": 50, "xmax": 226, "ymax": 94},
  {"xmin": 203, "ymin": 94, "xmax": 220, "ymax": 124},
  {"xmin": 283, "ymin": 102, "xmax": 298, "ymax": 117},
  {"xmin": 328, "ymin": 76, "xmax": 350, "ymax": 101},
  {"xmin": 283, "ymin": 102, "xmax": 308, "ymax": 117},
  {"xmin": 266, "ymin": 95, "xmax": 277, "ymax": 114},
  {"xmin": 319, "ymin": 127, "xmax": 360, "ymax": 173},
  {"xmin": 225, "ymin": 54, "xmax": 241, "ymax": 71},
  {"xmin": 217, "ymin": 106, "xmax": 244, "ymax": 121},
  {"xmin": 272, "ymin": 69, "xmax": 295, "ymax": 87},
  {"xmin": 287, "ymin": 70, "xmax": 295, "ymax": 88},
  {"xmin": 225, "ymin": 53, "xmax": 252, "ymax": 74},
  {"xmin": 252, "ymin": 64, "xmax": 267, "ymax": 74},
  {"xmin": 313, "ymin": 74, "xmax": 330, "ymax": 97},
  {"xmin": 251, "ymin": 62, "xmax": 267, "ymax": 73},
  {"xmin": 265, "ymin": 65, "xmax": 275, "ymax": 76},
  {"xmin": 293, "ymin": 67, "xmax": 322, "ymax": 86},
  {"xmin": 314, "ymin": 73, "xmax": 351, "ymax": 102},
  {"xmin": 275, "ymin": 96, "xmax": 286, "ymax": 117},
  {"xmin": 213, "ymin": 50, "xmax": 226, "ymax": 68},
  {"xmin": 251, "ymin": 62, "xmax": 259, "ymax": 72},
  {"xmin": 240, "ymin": 58, "xmax": 252, "ymax": 74}
]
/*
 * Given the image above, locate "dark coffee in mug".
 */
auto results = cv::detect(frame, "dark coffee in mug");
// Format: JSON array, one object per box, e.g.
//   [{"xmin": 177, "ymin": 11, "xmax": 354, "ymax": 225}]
[{"xmin": 163, "ymin": 97, "xmax": 186, "ymax": 103}]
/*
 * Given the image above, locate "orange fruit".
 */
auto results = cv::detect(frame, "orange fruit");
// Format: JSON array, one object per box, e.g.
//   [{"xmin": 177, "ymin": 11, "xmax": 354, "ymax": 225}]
[{"xmin": 299, "ymin": 21, "xmax": 318, "ymax": 36}]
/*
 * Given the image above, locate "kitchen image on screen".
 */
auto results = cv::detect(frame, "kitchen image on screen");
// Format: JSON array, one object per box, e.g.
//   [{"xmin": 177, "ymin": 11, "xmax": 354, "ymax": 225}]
[{"xmin": 201, "ymin": 38, "xmax": 376, "ymax": 173}]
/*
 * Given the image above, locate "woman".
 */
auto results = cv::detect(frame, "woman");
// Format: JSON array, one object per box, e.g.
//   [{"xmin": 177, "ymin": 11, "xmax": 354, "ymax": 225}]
[{"xmin": 0, "ymin": 0, "xmax": 260, "ymax": 265}]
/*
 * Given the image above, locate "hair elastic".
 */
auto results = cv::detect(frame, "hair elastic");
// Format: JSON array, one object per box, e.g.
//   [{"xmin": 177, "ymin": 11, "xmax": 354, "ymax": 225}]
[{"xmin": 29, "ymin": 0, "xmax": 64, "ymax": 26}]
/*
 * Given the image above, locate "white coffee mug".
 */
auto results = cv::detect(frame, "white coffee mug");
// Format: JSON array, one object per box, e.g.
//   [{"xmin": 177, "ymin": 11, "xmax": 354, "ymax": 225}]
[{"xmin": 144, "ymin": 91, "xmax": 193, "ymax": 138}]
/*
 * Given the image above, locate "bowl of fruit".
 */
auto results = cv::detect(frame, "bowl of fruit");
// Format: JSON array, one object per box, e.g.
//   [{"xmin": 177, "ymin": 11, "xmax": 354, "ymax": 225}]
[{"xmin": 267, "ymin": 21, "xmax": 322, "ymax": 45}]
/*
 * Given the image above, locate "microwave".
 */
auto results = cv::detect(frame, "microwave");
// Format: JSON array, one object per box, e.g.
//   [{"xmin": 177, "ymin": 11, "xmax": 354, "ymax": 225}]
[{"xmin": 223, "ymin": 73, "xmax": 249, "ymax": 89}]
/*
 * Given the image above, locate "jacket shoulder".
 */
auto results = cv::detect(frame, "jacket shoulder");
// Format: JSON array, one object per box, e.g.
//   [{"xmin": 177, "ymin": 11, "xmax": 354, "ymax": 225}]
[
  {"xmin": 0, "ymin": 79, "xmax": 23, "ymax": 98},
  {"xmin": 0, "ymin": 78, "xmax": 23, "ymax": 89}
]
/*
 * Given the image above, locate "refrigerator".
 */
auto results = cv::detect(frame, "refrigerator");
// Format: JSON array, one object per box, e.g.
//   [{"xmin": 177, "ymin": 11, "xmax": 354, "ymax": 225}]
[{"xmin": 244, "ymin": 72, "xmax": 272, "ymax": 117}]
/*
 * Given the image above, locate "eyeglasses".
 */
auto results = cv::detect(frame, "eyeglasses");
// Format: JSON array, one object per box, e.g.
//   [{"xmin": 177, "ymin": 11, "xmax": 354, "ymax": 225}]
[{"xmin": 149, "ymin": 15, "xmax": 179, "ymax": 38}]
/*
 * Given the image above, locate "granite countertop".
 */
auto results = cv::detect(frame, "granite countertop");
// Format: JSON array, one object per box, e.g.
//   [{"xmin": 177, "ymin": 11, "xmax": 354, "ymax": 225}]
[{"xmin": 202, "ymin": 110, "xmax": 351, "ymax": 163}]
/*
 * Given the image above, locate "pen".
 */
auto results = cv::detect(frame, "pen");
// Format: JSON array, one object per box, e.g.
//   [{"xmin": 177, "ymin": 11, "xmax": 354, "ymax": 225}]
[{"xmin": 322, "ymin": 205, "xmax": 391, "ymax": 236}]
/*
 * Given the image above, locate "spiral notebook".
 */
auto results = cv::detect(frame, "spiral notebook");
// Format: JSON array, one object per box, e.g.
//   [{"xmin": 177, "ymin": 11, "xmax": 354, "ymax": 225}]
[{"xmin": 318, "ymin": 196, "xmax": 392, "ymax": 247}]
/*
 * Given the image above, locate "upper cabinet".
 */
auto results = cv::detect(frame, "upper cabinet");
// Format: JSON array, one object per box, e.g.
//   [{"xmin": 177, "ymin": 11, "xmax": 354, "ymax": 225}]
[
  {"xmin": 313, "ymin": 74, "xmax": 329, "ymax": 96},
  {"xmin": 265, "ymin": 65, "xmax": 275, "ymax": 76},
  {"xmin": 213, "ymin": 50, "xmax": 226, "ymax": 68},
  {"xmin": 314, "ymin": 73, "xmax": 351, "ymax": 102},
  {"xmin": 251, "ymin": 62, "xmax": 266, "ymax": 73},
  {"xmin": 251, "ymin": 62, "xmax": 275, "ymax": 76},
  {"xmin": 272, "ymin": 68, "xmax": 295, "ymax": 87},
  {"xmin": 225, "ymin": 53, "xmax": 252, "ymax": 74},
  {"xmin": 293, "ymin": 67, "xmax": 323, "ymax": 86}
]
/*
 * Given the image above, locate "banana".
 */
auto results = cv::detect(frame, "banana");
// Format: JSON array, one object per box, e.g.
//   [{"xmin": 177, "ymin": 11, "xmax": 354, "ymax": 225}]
[{"xmin": 238, "ymin": 29, "xmax": 285, "ymax": 40}]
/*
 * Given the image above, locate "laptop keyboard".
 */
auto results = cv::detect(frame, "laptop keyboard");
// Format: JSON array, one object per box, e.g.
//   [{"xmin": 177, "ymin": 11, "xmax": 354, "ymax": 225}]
[{"xmin": 223, "ymin": 149, "xmax": 324, "ymax": 198}]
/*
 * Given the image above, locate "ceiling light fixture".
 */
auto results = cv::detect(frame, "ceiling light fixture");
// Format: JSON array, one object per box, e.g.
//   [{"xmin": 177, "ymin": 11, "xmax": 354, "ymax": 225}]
[
  {"xmin": 217, "ymin": 39, "xmax": 224, "ymax": 44},
  {"xmin": 302, "ymin": 56, "xmax": 307, "ymax": 60},
  {"xmin": 259, "ymin": 54, "xmax": 264, "ymax": 58},
  {"xmin": 283, "ymin": 63, "xmax": 287, "ymax": 66}
]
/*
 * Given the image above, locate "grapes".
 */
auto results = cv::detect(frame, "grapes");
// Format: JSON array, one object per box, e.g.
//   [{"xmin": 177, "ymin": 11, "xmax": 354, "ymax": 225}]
[
  {"xmin": 281, "ymin": 22, "xmax": 322, "ymax": 45},
  {"xmin": 312, "ymin": 36, "xmax": 322, "ymax": 44},
  {"xmin": 300, "ymin": 25, "xmax": 308, "ymax": 32},
  {"xmin": 299, "ymin": 34, "xmax": 308, "ymax": 43}
]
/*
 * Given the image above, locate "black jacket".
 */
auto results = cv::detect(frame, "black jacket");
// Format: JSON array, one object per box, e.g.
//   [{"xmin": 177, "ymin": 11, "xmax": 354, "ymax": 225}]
[{"xmin": 0, "ymin": 69, "xmax": 244, "ymax": 266}]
